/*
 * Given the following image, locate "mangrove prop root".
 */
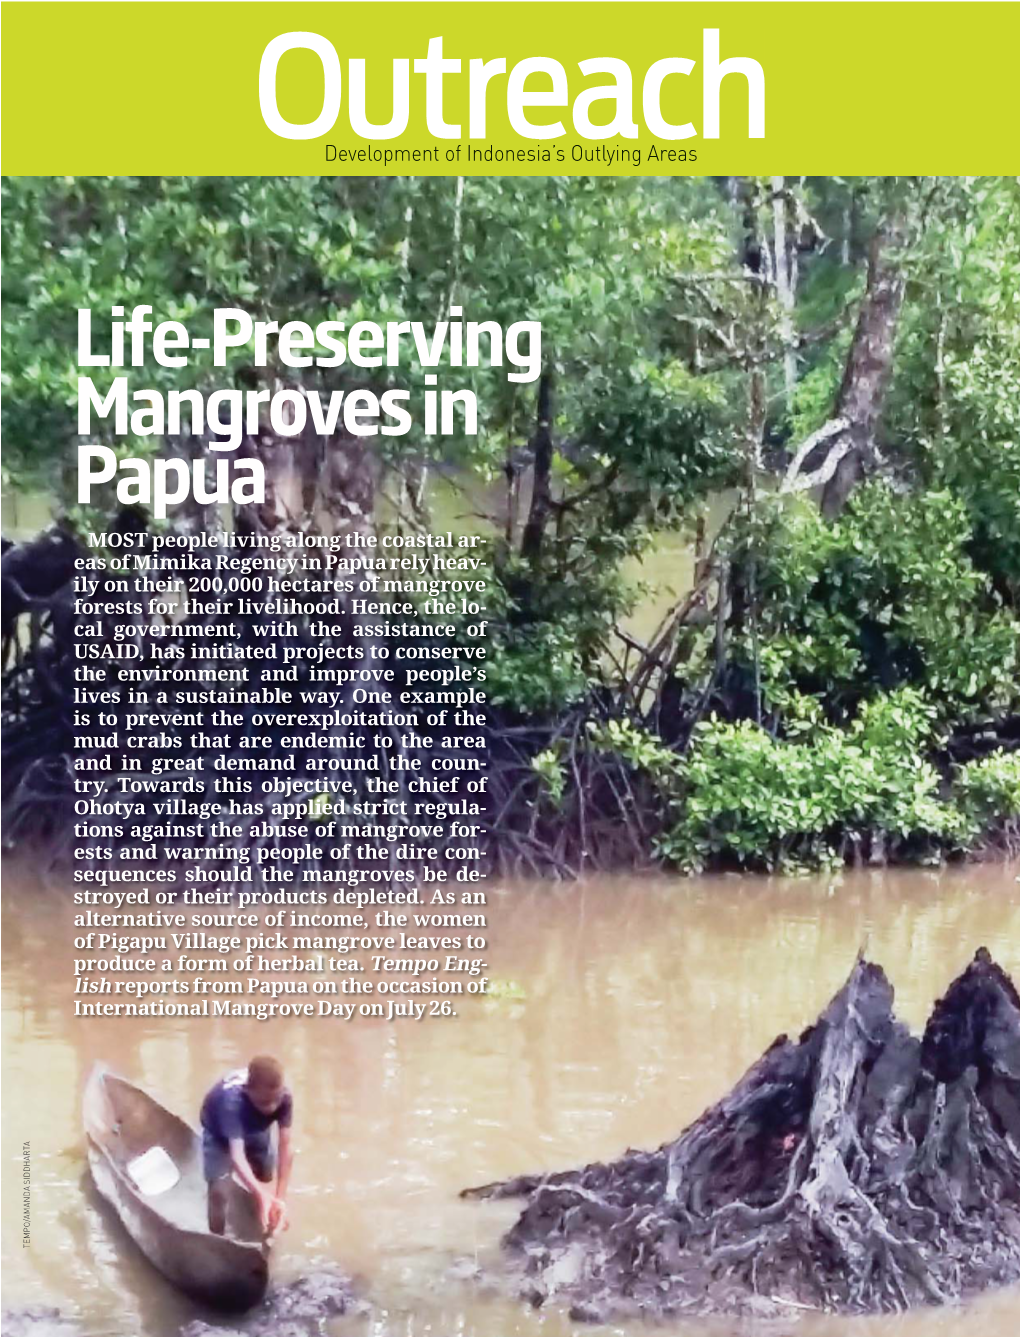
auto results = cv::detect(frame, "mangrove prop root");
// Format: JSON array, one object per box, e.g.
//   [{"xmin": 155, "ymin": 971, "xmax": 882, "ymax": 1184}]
[{"xmin": 463, "ymin": 950, "xmax": 1020, "ymax": 1320}]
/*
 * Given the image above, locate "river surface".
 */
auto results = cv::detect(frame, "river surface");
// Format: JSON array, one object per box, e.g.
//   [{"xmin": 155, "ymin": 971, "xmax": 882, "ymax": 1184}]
[{"xmin": 3, "ymin": 865, "xmax": 1019, "ymax": 1337}]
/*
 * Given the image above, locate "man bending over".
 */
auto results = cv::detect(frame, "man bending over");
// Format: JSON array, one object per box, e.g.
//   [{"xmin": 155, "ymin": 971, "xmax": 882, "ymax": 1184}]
[{"xmin": 201, "ymin": 1055, "xmax": 293, "ymax": 1235}]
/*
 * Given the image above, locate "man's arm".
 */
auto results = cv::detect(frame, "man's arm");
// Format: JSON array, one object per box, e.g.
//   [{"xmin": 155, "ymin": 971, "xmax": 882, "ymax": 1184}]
[{"xmin": 227, "ymin": 1138, "xmax": 275, "ymax": 1228}]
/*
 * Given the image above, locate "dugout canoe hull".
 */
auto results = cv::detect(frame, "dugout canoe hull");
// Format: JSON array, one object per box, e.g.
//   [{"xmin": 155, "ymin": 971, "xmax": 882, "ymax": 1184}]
[{"xmin": 83, "ymin": 1065, "xmax": 269, "ymax": 1311}]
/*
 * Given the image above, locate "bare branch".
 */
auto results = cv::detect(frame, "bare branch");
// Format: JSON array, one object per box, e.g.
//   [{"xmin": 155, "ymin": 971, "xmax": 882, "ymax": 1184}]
[{"xmin": 780, "ymin": 417, "xmax": 850, "ymax": 493}]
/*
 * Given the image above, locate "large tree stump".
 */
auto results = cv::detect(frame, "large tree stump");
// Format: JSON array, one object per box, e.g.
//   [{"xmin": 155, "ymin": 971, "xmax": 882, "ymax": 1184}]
[{"xmin": 464, "ymin": 950, "xmax": 1020, "ymax": 1320}]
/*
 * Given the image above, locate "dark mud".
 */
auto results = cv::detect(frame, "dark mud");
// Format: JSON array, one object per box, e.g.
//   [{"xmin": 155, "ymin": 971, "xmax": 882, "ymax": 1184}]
[
  {"xmin": 180, "ymin": 1266, "xmax": 366, "ymax": 1337},
  {"xmin": 0, "ymin": 1308, "xmax": 84, "ymax": 1337},
  {"xmin": 2, "ymin": 1268, "xmax": 363, "ymax": 1337},
  {"xmin": 464, "ymin": 950, "xmax": 1020, "ymax": 1322}
]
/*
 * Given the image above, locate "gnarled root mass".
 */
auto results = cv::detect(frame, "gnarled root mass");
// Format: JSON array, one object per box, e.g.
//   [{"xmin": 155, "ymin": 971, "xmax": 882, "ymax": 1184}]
[{"xmin": 463, "ymin": 950, "xmax": 1020, "ymax": 1321}]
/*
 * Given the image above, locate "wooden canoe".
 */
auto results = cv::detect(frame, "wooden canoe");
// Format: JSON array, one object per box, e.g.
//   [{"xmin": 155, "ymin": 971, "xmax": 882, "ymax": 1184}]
[{"xmin": 83, "ymin": 1064, "xmax": 270, "ymax": 1310}]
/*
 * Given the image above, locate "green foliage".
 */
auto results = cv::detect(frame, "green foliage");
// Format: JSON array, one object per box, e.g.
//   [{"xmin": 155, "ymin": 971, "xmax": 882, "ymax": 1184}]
[
  {"xmin": 530, "ymin": 749, "xmax": 566, "ymax": 808},
  {"xmin": 578, "ymin": 359, "xmax": 738, "ymax": 517},
  {"xmin": 585, "ymin": 718, "xmax": 681, "ymax": 783},
  {"xmin": 890, "ymin": 177, "xmax": 1020, "ymax": 593},
  {"xmin": 2, "ymin": 173, "xmax": 741, "ymax": 524},
  {"xmin": 1, "ymin": 177, "xmax": 410, "ymax": 482},
  {"xmin": 782, "ymin": 330, "xmax": 852, "ymax": 442},
  {"xmin": 658, "ymin": 689, "xmax": 959, "ymax": 872},
  {"xmin": 4, "ymin": 174, "xmax": 1017, "ymax": 870},
  {"xmin": 485, "ymin": 535, "xmax": 647, "ymax": 716},
  {"xmin": 745, "ymin": 483, "xmax": 1020, "ymax": 718},
  {"xmin": 486, "ymin": 620, "xmax": 590, "ymax": 717},
  {"xmin": 950, "ymin": 750, "xmax": 1020, "ymax": 843},
  {"xmin": 935, "ymin": 340, "xmax": 1020, "ymax": 595}
]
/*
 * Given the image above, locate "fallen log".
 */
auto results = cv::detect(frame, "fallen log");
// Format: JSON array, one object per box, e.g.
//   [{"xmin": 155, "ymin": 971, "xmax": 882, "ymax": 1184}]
[{"xmin": 463, "ymin": 950, "xmax": 1020, "ymax": 1321}]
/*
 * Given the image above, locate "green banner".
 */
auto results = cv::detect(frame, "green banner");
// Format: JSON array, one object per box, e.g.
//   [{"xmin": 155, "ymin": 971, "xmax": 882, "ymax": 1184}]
[{"xmin": 2, "ymin": 1, "xmax": 1018, "ymax": 174}]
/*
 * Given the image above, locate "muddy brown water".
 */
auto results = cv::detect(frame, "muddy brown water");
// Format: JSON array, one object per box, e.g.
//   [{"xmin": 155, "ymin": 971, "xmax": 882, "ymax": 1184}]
[{"xmin": 3, "ymin": 864, "xmax": 1020, "ymax": 1336}]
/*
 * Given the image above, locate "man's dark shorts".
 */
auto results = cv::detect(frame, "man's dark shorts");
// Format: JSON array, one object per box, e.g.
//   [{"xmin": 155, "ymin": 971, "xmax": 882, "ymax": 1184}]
[{"xmin": 202, "ymin": 1129, "xmax": 276, "ymax": 1184}]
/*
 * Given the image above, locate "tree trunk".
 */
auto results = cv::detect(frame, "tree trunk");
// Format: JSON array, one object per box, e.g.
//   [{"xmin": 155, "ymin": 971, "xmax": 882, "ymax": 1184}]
[
  {"xmin": 821, "ymin": 214, "xmax": 908, "ymax": 517},
  {"xmin": 520, "ymin": 368, "xmax": 555, "ymax": 564},
  {"xmin": 464, "ymin": 950, "xmax": 1020, "ymax": 1321},
  {"xmin": 771, "ymin": 176, "xmax": 798, "ymax": 401}
]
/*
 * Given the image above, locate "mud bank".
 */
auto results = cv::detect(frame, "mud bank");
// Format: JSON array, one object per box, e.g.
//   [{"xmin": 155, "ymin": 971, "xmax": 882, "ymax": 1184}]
[
  {"xmin": 464, "ymin": 950, "xmax": 1020, "ymax": 1321},
  {"xmin": 181, "ymin": 1265, "xmax": 365, "ymax": 1337},
  {"xmin": 2, "ymin": 1270, "xmax": 362, "ymax": 1337},
  {"xmin": 0, "ymin": 1309, "xmax": 84, "ymax": 1337}
]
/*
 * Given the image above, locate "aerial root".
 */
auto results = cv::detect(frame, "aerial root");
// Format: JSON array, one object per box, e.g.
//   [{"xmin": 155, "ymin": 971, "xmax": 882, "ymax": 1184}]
[{"xmin": 464, "ymin": 950, "xmax": 1020, "ymax": 1320}]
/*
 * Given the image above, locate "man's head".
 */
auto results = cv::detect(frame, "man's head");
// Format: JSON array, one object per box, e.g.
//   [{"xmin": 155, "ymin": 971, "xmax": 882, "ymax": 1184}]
[{"xmin": 245, "ymin": 1055, "xmax": 286, "ymax": 1114}]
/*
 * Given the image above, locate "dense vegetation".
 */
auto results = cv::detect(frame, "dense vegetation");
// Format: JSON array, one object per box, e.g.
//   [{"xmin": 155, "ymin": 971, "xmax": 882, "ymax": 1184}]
[{"xmin": 2, "ymin": 175, "xmax": 1018, "ymax": 875}]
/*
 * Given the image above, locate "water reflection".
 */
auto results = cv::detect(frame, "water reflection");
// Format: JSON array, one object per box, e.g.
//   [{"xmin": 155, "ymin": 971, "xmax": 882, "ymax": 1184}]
[{"xmin": 3, "ymin": 864, "xmax": 1019, "ymax": 1336}]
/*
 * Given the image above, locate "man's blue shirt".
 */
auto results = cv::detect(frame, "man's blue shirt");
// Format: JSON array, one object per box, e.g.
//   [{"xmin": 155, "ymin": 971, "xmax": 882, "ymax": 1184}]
[{"xmin": 200, "ymin": 1069, "xmax": 293, "ymax": 1146}]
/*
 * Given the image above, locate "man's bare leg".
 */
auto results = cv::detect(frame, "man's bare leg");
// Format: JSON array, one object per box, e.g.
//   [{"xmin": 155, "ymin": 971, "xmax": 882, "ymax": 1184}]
[{"xmin": 208, "ymin": 1179, "xmax": 228, "ymax": 1234}]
